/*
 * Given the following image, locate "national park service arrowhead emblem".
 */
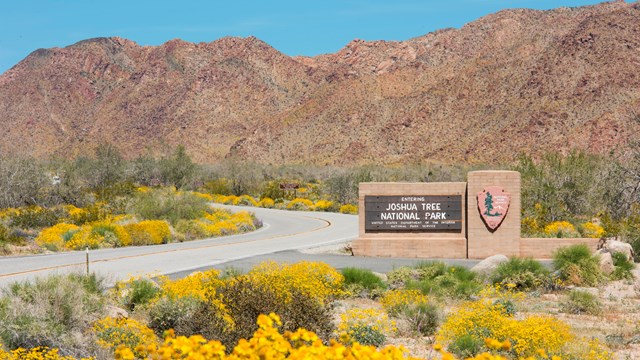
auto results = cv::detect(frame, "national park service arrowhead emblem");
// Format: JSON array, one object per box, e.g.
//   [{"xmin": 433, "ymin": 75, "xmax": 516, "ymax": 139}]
[{"xmin": 477, "ymin": 186, "xmax": 511, "ymax": 231}]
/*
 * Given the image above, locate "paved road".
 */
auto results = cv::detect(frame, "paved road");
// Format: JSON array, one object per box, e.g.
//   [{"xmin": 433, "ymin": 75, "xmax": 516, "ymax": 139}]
[{"xmin": 0, "ymin": 206, "xmax": 358, "ymax": 287}]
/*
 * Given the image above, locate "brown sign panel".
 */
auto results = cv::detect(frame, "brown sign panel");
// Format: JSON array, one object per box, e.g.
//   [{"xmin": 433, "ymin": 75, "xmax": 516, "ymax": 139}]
[
  {"xmin": 364, "ymin": 195, "xmax": 462, "ymax": 232},
  {"xmin": 477, "ymin": 186, "xmax": 511, "ymax": 230}
]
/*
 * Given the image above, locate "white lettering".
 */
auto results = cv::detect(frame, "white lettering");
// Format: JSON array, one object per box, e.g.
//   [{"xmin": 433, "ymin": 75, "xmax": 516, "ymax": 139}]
[
  {"xmin": 385, "ymin": 203, "xmax": 418, "ymax": 211},
  {"xmin": 421, "ymin": 203, "xmax": 442, "ymax": 211}
]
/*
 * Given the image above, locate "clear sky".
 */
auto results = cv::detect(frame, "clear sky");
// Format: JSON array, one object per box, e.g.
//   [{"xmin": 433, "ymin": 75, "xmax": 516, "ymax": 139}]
[{"xmin": 0, "ymin": 0, "xmax": 612, "ymax": 74}]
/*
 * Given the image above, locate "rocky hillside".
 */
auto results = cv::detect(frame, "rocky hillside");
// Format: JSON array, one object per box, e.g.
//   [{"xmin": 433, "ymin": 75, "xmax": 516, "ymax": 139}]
[{"xmin": 1, "ymin": 1, "xmax": 639, "ymax": 164}]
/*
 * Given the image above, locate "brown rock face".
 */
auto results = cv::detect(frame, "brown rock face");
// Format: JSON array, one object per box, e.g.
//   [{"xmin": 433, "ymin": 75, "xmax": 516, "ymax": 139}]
[{"xmin": 1, "ymin": 2, "xmax": 639, "ymax": 164}]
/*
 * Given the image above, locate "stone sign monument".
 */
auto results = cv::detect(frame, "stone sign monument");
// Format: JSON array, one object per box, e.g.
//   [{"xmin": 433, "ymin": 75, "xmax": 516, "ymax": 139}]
[{"xmin": 353, "ymin": 170, "xmax": 597, "ymax": 259}]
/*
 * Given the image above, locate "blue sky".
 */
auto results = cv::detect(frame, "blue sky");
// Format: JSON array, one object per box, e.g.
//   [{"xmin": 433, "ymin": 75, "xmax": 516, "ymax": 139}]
[{"xmin": 0, "ymin": 0, "xmax": 611, "ymax": 74}]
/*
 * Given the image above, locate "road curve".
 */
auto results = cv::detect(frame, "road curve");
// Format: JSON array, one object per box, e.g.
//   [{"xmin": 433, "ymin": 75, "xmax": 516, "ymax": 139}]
[{"xmin": 0, "ymin": 206, "xmax": 358, "ymax": 287}]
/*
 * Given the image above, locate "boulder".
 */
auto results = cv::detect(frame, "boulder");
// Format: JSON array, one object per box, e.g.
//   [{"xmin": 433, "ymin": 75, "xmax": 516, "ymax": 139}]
[
  {"xmin": 105, "ymin": 305, "xmax": 129, "ymax": 319},
  {"xmin": 596, "ymin": 249, "xmax": 614, "ymax": 275},
  {"xmin": 471, "ymin": 254, "xmax": 509, "ymax": 276},
  {"xmin": 603, "ymin": 239, "xmax": 635, "ymax": 262}
]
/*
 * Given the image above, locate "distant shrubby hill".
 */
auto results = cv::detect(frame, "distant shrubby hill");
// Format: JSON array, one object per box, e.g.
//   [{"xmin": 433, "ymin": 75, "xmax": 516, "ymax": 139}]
[{"xmin": 0, "ymin": 1, "xmax": 639, "ymax": 165}]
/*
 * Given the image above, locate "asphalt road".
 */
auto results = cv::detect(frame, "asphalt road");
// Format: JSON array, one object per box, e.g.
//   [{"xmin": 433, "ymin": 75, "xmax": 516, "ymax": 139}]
[{"xmin": 0, "ymin": 205, "xmax": 358, "ymax": 287}]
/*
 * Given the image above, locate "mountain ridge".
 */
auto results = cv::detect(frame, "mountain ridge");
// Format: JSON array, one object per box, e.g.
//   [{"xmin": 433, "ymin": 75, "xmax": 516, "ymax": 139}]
[{"xmin": 1, "ymin": 1, "xmax": 639, "ymax": 164}]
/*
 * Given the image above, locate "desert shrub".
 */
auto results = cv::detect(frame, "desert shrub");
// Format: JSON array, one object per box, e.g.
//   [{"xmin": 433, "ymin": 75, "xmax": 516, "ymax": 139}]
[
  {"xmin": 92, "ymin": 317, "xmax": 156, "ymax": 358},
  {"xmin": 246, "ymin": 261, "xmax": 344, "ymax": 305},
  {"xmin": 339, "ymin": 204, "xmax": 358, "ymax": 215},
  {"xmin": 402, "ymin": 302, "xmax": 441, "ymax": 336},
  {"xmin": 0, "ymin": 273, "xmax": 105, "ymax": 357},
  {"xmin": 489, "ymin": 257, "xmax": 550, "ymax": 290},
  {"xmin": 544, "ymin": 221, "xmax": 580, "ymax": 238},
  {"xmin": 129, "ymin": 188, "xmax": 209, "ymax": 225},
  {"xmin": 63, "ymin": 222, "xmax": 132, "ymax": 250},
  {"xmin": 338, "ymin": 308, "xmax": 395, "ymax": 347},
  {"xmin": 561, "ymin": 290, "xmax": 602, "ymax": 315},
  {"xmin": 314, "ymin": 199, "xmax": 334, "ymax": 212},
  {"xmin": 517, "ymin": 152, "xmax": 603, "ymax": 224},
  {"xmin": 553, "ymin": 244, "xmax": 604, "ymax": 286},
  {"xmin": 8, "ymin": 206, "xmax": 67, "ymax": 229},
  {"xmin": 116, "ymin": 313, "xmax": 416, "ymax": 360},
  {"xmin": 492, "ymin": 298, "xmax": 517, "ymax": 317},
  {"xmin": 611, "ymin": 251, "xmax": 635, "ymax": 280},
  {"xmin": 286, "ymin": 198, "xmax": 314, "ymax": 211},
  {"xmin": 123, "ymin": 220, "xmax": 171, "ymax": 245},
  {"xmin": 174, "ymin": 219, "xmax": 209, "ymax": 240},
  {"xmin": 118, "ymin": 278, "xmax": 161, "ymax": 311},
  {"xmin": 202, "ymin": 178, "xmax": 233, "ymax": 196},
  {"xmin": 580, "ymin": 221, "xmax": 606, "ymax": 238},
  {"xmin": 407, "ymin": 262, "xmax": 482, "ymax": 299},
  {"xmin": 341, "ymin": 267, "xmax": 386, "ymax": 293},
  {"xmin": 447, "ymin": 334, "xmax": 484, "ymax": 358},
  {"xmin": 233, "ymin": 195, "xmax": 258, "ymax": 206},
  {"xmin": 257, "ymin": 197, "xmax": 275, "ymax": 208},
  {"xmin": 0, "ymin": 224, "xmax": 24, "ymax": 247},
  {"xmin": 0, "ymin": 347, "xmax": 80, "ymax": 360},
  {"xmin": 437, "ymin": 299, "xmax": 573, "ymax": 358},
  {"xmin": 203, "ymin": 276, "xmax": 335, "ymax": 350},
  {"xmin": 381, "ymin": 289, "xmax": 428, "ymax": 317},
  {"xmin": 386, "ymin": 266, "xmax": 414, "ymax": 287},
  {"xmin": 64, "ymin": 203, "xmax": 113, "ymax": 225},
  {"xmin": 34, "ymin": 223, "xmax": 79, "ymax": 251},
  {"xmin": 147, "ymin": 296, "xmax": 202, "ymax": 337}
]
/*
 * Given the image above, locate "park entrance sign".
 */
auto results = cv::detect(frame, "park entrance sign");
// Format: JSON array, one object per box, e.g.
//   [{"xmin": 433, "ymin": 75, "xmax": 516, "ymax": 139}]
[
  {"xmin": 364, "ymin": 195, "xmax": 462, "ymax": 231},
  {"xmin": 353, "ymin": 171, "xmax": 521, "ymax": 259},
  {"xmin": 353, "ymin": 170, "xmax": 599, "ymax": 259}
]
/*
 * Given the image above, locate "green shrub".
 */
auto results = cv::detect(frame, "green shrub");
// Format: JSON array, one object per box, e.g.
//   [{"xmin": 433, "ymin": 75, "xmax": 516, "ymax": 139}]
[
  {"xmin": 0, "ymin": 273, "xmax": 105, "ymax": 357},
  {"xmin": 341, "ymin": 268, "xmax": 386, "ymax": 291},
  {"xmin": 129, "ymin": 189, "xmax": 209, "ymax": 225},
  {"xmin": 9, "ymin": 206, "xmax": 66, "ymax": 229},
  {"xmin": 490, "ymin": 257, "xmax": 550, "ymax": 290},
  {"xmin": 407, "ymin": 262, "xmax": 482, "ymax": 299},
  {"xmin": 122, "ymin": 278, "xmax": 160, "ymax": 311},
  {"xmin": 386, "ymin": 267, "xmax": 414, "ymax": 287},
  {"xmin": 402, "ymin": 303, "xmax": 441, "ymax": 336},
  {"xmin": 0, "ymin": 224, "xmax": 24, "ymax": 246},
  {"xmin": 553, "ymin": 244, "xmax": 604, "ymax": 286},
  {"xmin": 347, "ymin": 324, "xmax": 386, "ymax": 347},
  {"xmin": 448, "ymin": 334, "xmax": 483, "ymax": 358},
  {"xmin": 561, "ymin": 290, "xmax": 602, "ymax": 315},
  {"xmin": 147, "ymin": 296, "xmax": 203, "ymax": 337},
  {"xmin": 611, "ymin": 252, "xmax": 635, "ymax": 280},
  {"xmin": 493, "ymin": 299, "xmax": 517, "ymax": 316}
]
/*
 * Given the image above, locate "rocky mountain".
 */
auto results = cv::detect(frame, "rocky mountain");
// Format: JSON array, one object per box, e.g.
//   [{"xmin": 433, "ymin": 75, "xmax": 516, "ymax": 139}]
[{"xmin": 1, "ymin": 1, "xmax": 639, "ymax": 165}]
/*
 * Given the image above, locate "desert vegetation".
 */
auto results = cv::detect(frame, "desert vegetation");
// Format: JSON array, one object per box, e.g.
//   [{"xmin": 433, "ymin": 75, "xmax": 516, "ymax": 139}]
[{"xmin": 1, "ymin": 247, "xmax": 638, "ymax": 359}]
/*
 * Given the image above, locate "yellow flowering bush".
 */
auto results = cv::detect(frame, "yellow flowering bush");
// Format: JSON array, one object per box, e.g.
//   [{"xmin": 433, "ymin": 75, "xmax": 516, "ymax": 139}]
[
  {"xmin": 544, "ymin": 221, "xmax": 580, "ymax": 238},
  {"xmin": 34, "ymin": 223, "xmax": 79, "ymax": 250},
  {"xmin": 246, "ymin": 261, "xmax": 344, "ymax": 305},
  {"xmin": 192, "ymin": 191, "xmax": 214, "ymax": 201},
  {"xmin": 286, "ymin": 198, "xmax": 314, "ymax": 211},
  {"xmin": 381, "ymin": 289, "xmax": 428, "ymax": 317},
  {"xmin": 233, "ymin": 195, "xmax": 258, "ymax": 206},
  {"xmin": 521, "ymin": 216, "xmax": 541, "ymax": 235},
  {"xmin": 338, "ymin": 308, "xmax": 397, "ymax": 347},
  {"xmin": 159, "ymin": 269, "xmax": 224, "ymax": 301},
  {"xmin": 339, "ymin": 204, "xmax": 358, "ymax": 215},
  {"xmin": 156, "ymin": 270, "xmax": 235, "ymax": 330},
  {"xmin": 0, "ymin": 347, "xmax": 79, "ymax": 360},
  {"xmin": 437, "ymin": 299, "xmax": 574, "ymax": 357},
  {"xmin": 124, "ymin": 220, "xmax": 171, "ymax": 245},
  {"xmin": 113, "ymin": 313, "xmax": 420, "ymax": 360},
  {"xmin": 93, "ymin": 317, "xmax": 157, "ymax": 357},
  {"xmin": 258, "ymin": 197, "xmax": 275, "ymax": 208},
  {"xmin": 580, "ymin": 221, "xmax": 605, "ymax": 238},
  {"xmin": 314, "ymin": 200, "xmax": 334, "ymax": 211}
]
